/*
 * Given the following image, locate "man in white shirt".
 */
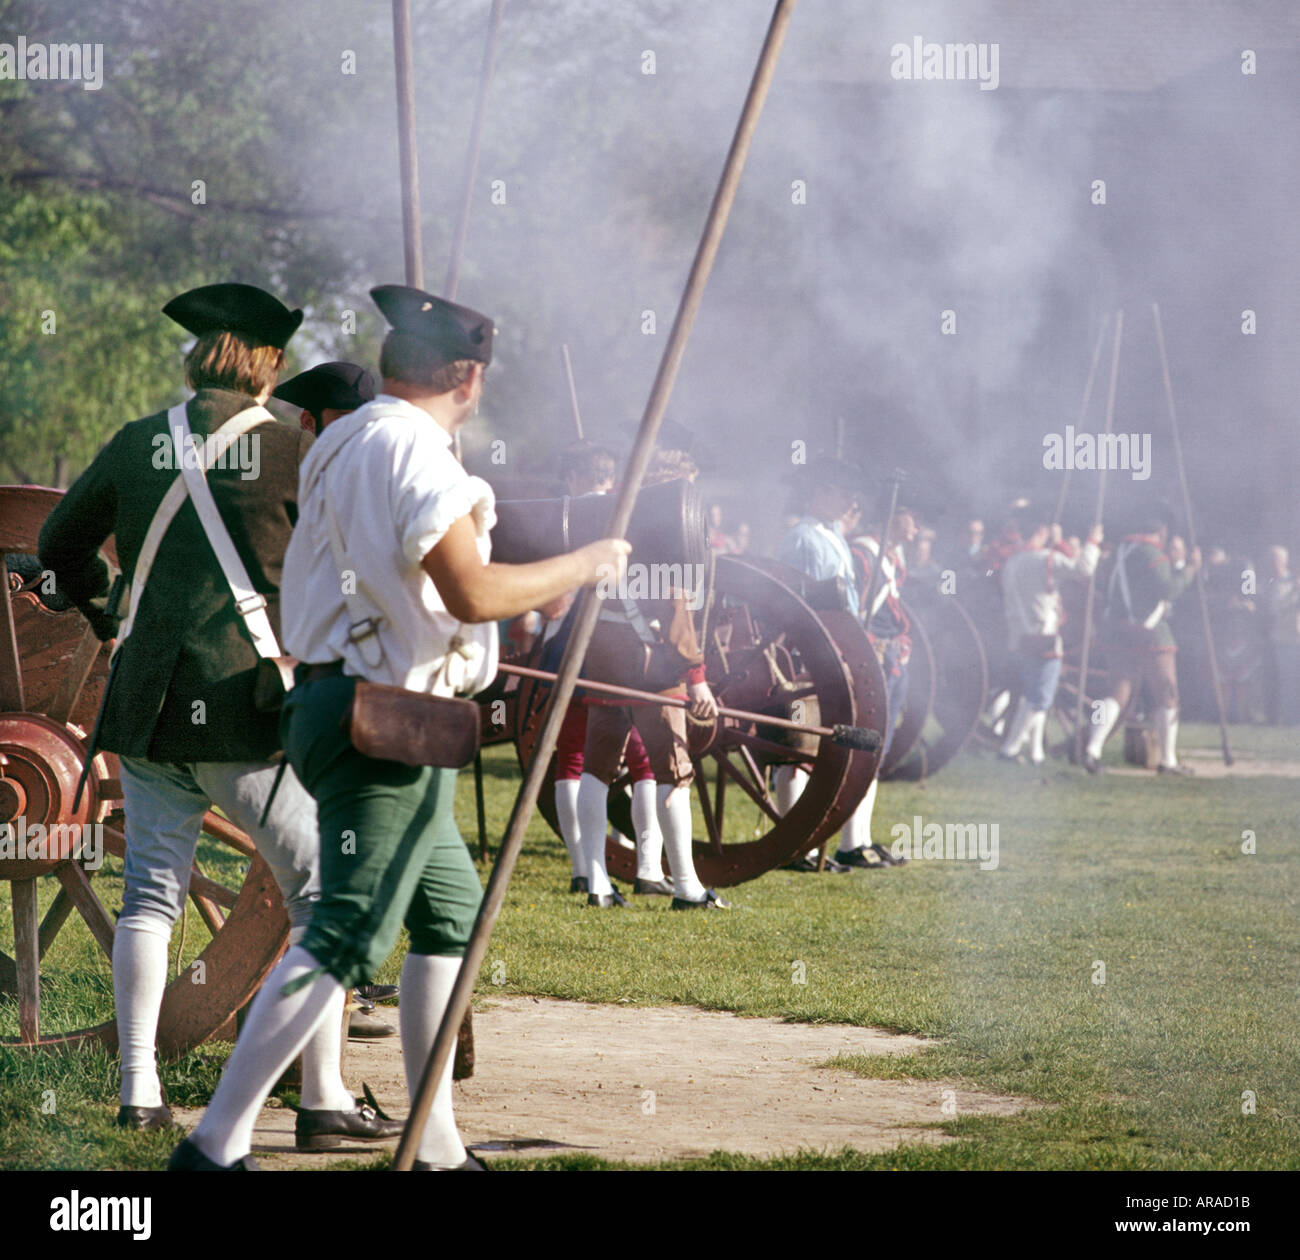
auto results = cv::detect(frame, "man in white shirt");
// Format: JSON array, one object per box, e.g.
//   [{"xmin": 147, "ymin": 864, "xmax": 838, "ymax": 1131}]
[
  {"xmin": 171, "ymin": 284, "xmax": 628, "ymax": 1171},
  {"xmin": 772, "ymin": 462, "xmax": 863, "ymax": 873},
  {"xmin": 999, "ymin": 515, "xmax": 1102, "ymax": 764}
]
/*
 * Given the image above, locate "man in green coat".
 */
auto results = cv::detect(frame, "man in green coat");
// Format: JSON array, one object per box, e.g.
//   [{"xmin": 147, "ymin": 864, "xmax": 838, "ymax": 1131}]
[
  {"xmin": 1083, "ymin": 508, "xmax": 1202, "ymax": 774},
  {"xmin": 38, "ymin": 284, "xmax": 396, "ymax": 1148}
]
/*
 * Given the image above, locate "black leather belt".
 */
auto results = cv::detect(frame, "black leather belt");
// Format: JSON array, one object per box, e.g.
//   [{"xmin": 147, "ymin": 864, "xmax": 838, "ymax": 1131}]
[{"xmin": 298, "ymin": 660, "xmax": 346, "ymax": 685}]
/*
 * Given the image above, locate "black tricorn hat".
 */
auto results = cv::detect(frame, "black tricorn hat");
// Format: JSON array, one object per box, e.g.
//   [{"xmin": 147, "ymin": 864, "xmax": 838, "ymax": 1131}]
[
  {"xmin": 370, "ymin": 284, "xmax": 494, "ymax": 370},
  {"xmin": 163, "ymin": 282, "xmax": 303, "ymax": 349},
  {"xmin": 273, "ymin": 361, "xmax": 377, "ymax": 415}
]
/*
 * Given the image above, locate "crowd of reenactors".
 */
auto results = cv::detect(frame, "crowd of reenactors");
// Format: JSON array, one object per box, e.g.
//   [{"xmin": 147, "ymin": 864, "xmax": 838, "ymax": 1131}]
[{"xmin": 34, "ymin": 276, "xmax": 1293, "ymax": 1170}]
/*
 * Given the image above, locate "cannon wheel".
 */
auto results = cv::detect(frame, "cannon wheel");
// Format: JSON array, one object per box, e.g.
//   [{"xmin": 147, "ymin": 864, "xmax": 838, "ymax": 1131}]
[
  {"xmin": 878, "ymin": 598, "xmax": 936, "ymax": 777},
  {"xmin": 882, "ymin": 591, "xmax": 988, "ymax": 781},
  {"xmin": 513, "ymin": 555, "xmax": 889, "ymax": 887},
  {"xmin": 0, "ymin": 486, "xmax": 288, "ymax": 1053}
]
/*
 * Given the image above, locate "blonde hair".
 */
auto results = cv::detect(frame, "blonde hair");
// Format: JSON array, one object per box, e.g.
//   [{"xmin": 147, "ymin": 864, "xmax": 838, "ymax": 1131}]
[{"xmin": 184, "ymin": 330, "xmax": 284, "ymax": 396}]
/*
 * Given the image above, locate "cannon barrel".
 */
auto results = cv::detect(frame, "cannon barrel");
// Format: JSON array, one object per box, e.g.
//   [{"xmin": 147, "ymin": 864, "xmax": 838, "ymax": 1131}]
[{"xmin": 490, "ymin": 478, "xmax": 708, "ymax": 571}]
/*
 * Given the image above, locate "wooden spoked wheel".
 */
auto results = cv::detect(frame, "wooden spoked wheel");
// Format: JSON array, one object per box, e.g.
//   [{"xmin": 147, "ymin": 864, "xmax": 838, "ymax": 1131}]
[
  {"xmin": 0, "ymin": 486, "xmax": 288, "ymax": 1053},
  {"xmin": 877, "ymin": 598, "xmax": 937, "ymax": 777},
  {"xmin": 881, "ymin": 590, "xmax": 988, "ymax": 781},
  {"xmin": 514, "ymin": 556, "xmax": 889, "ymax": 888}
]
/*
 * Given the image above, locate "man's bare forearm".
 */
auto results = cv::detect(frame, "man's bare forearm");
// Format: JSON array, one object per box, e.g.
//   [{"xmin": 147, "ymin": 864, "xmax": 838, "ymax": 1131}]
[{"xmin": 462, "ymin": 553, "xmax": 595, "ymax": 623}]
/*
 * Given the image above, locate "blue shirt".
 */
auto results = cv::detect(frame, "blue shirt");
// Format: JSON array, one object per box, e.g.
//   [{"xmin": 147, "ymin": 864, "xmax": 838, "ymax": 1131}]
[{"xmin": 777, "ymin": 516, "xmax": 859, "ymax": 614}]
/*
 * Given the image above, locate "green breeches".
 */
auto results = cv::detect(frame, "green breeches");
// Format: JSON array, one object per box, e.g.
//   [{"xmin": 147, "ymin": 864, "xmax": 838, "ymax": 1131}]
[{"xmin": 282, "ymin": 675, "xmax": 483, "ymax": 990}]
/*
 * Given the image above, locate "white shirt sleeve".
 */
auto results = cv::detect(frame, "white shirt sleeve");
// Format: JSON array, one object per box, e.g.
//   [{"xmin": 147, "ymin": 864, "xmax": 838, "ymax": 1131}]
[{"xmin": 391, "ymin": 427, "xmax": 496, "ymax": 565}]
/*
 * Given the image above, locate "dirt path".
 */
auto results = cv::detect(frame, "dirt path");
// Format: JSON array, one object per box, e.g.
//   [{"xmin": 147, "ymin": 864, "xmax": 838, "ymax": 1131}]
[{"xmin": 175, "ymin": 996, "xmax": 1029, "ymax": 1168}]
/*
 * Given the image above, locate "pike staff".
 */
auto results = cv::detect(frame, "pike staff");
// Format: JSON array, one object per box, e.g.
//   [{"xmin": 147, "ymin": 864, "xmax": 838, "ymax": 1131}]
[
  {"xmin": 561, "ymin": 343, "xmax": 585, "ymax": 440},
  {"xmin": 1152, "ymin": 303, "xmax": 1233, "ymax": 766},
  {"xmin": 444, "ymin": 0, "xmax": 507, "ymax": 299},
  {"xmin": 391, "ymin": 0, "xmax": 423, "ymax": 289},
  {"xmin": 1052, "ymin": 314, "xmax": 1111, "ymax": 528},
  {"xmin": 1072, "ymin": 310, "xmax": 1123, "ymax": 762},
  {"xmin": 393, "ymin": 0, "xmax": 801, "ymax": 1170}
]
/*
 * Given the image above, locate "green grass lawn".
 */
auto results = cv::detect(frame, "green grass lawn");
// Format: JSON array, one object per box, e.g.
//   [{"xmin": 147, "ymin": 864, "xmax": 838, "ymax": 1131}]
[{"xmin": 2, "ymin": 722, "xmax": 1297, "ymax": 1170}]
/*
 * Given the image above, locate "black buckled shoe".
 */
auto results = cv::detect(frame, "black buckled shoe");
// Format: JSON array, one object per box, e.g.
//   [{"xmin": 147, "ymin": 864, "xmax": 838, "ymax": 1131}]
[
  {"xmin": 295, "ymin": 1099, "xmax": 403, "ymax": 1151},
  {"xmin": 412, "ymin": 1151, "xmax": 490, "ymax": 1171},
  {"xmin": 633, "ymin": 876, "xmax": 674, "ymax": 896},
  {"xmin": 670, "ymin": 888, "xmax": 731, "ymax": 910},
  {"xmin": 834, "ymin": 847, "xmax": 886, "ymax": 870},
  {"xmin": 355, "ymin": 983, "xmax": 399, "ymax": 1003},
  {"xmin": 587, "ymin": 889, "xmax": 627, "ymax": 908},
  {"xmin": 167, "ymin": 1137, "xmax": 260, "ymax": 1171},
  {"xmin": 569, "ymin": 876, "xmax": 589, "ymax": 893},
  {"xmin": 116, "ymin": 1103, "xmax": 175, "ymax": 1132},
  {"xmin": 1083, "ymin": 754, "xmax": 1105, "ymax": 775},
  {"xmin": 870, "ymin": 843, "xmax": 907, "ymax": 867}
]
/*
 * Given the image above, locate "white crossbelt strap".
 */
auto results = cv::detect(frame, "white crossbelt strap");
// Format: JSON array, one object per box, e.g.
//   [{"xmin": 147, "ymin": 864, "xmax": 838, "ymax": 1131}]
[
  {"xmin": 859, "ymin": 536, "xmax": 897, "ymax": 618},
  {"xmin": 170, "ymin": 405, "xmax": 282, "ymax": 658},
  {"xmin": 1108, "ymin": 541, "xmax": 1136, "ymax": 622},
  {"xmin": 116, "ymin": 403, "xmax": 276, "ymax": 654},
  {"xmin": 320, "ymin": 463, "xmax": 387, "ymax": 671},
  {"xmin": 1107, "ymin": 540, "xmax": 1167, "ymax": 632}
]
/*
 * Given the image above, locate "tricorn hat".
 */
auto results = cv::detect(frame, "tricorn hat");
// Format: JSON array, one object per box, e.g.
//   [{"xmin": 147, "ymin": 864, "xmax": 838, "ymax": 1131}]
[
  {"xmin": 163, "ymin": 282, "xmax": 303, "ymax": 349},
  {"xmin": 273, "ymin": 361, "xmax": 377, "ymax": 415},
  {"xmin": 370, "ymin": 284, "xmax": 494, "ymax": 371}
]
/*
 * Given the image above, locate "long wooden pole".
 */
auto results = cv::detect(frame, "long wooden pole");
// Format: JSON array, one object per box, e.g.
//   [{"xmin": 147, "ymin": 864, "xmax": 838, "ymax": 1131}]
[
  {"xmin": 1152, "ymin": 303, "xmax": 1233, "ymax": 765},
  {"xmin": 392, "ymin": 0, "xmax": 800, "ymax": 1170},
  {"xmin": 391, "ymin": 0, "xmax": 423, "ymax": 288},
  {"xmin": 1073, "ymin": 311, "xmax": 1123, "ymax": 762},
  {"xmin": 1052, "ymin": 314, "xmax": 1111, "ymax": 527},
  {"xmin": 561, "ymin": 344, "xmax": 585, "ymax": 439},
  {"xmin": 863, "ymin": 468, "xmax": 905, "ymax": 622},
  {"xmin": 444, "ymin": 0, "xmax": 507, "ymax": 298}
]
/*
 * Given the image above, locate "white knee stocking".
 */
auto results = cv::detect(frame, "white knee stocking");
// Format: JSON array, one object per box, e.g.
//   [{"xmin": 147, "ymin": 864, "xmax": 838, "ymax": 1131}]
[
  {"xmin": 772, "ymin": 765, "xmax": 808, "ymax": 815},
  {"xmin": 1156, "ymin": 706, "xmax": 1179, "ymax": 768},
  {"xmin": 190, "ymin": 945, "xmax": 343, "ymax": 1166},
  {"xmin": 1000, "ymin": 698, "xmax": 1033, "ymax": 757},
  {"xmin": 657, "ymin": 784, "xmax": 706, "ymax": 902},
  {"xmin": 1027, "ymin": 710, "xmax": 1048, "ymax": 765},
  {"xmin": 577, "ymin": 773, "xmax": 612, "ymax": 896},
  {"xmin": 839, "ymin": 777, "xmax": 877, "ymax": 852},
  {"xmin": 554, "ymin": 778, "xmax": 584, "ymax": 877},
  {"xmin": 289, "ymin": 926, "xmax": 352, "ymax": 1113},
  {"xmin": 1086, "ymin": 697, "xmax": 1122, "ymax": 759},
  {"xmin": 399, "ymin": 953, "xmax": 468, "ymax": 1168},
  {"xmin": 113, "ymin": 920, "xmax": 170, "ymax": 1107},
  {"xmin": 632, "ymin": 779, "xmax": 665, "ymax": 881}
]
